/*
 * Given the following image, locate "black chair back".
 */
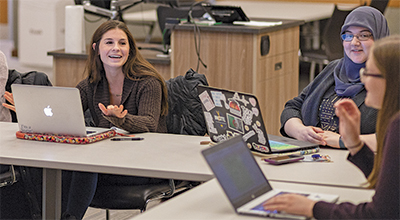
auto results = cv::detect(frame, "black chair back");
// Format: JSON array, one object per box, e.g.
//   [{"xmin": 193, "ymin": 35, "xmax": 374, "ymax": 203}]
[
  {"xmin": 156, "ymin": 5, "xmax": 206, "ymax": 46},
  {"xmin": 322, "ymin": 5, "xmax": 353, "ymax": 61},
  {"xmin": 369, "ymin": 0, "xmax": 389, "ymax": 14},
  {"xmin": 165, "ymin": 68, "xmax": 209, "ymax": 135}
]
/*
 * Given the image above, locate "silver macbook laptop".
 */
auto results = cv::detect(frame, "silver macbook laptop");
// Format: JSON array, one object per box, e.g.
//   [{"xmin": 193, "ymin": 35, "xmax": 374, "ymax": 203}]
[
  {"xmin": 11, "ymin": 84, "xmax": 107, "ymax": 137},
  {"xmin": 197, "ymin": 85, "xmax": 319, "ymax": 154},
  {"xmin": 202, "ymin": 135, "xmax": 338, "ymax": 219}
]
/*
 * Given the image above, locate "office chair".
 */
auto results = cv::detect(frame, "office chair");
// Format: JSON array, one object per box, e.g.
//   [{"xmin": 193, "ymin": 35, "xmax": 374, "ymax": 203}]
[
  {"xmin": 89, "ymin": 69, "xmax": 209, "ymax": 220},
  {"xmin": 137, "ymin": 4, "xmax": 205, "ymax": 54},
  {"xmin": 90, "ymin": 179, "xmax": 194, "ymax": 219},
  {"xmin": 156, "ymin": 4, "xmax": 206, "ymax": 51},
  {"xmin": 299, "ymin": 5, "xmax": 354, "ymax": 82},
  {"xmin": 369, "ymin": 0, "xmax": 389, "ymax": 14}
]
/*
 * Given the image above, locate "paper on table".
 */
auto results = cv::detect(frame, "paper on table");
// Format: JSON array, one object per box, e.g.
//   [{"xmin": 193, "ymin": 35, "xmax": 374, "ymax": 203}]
[{"xmin": 233, "ymin": 20, "xmax": 283, "ymax": 27}]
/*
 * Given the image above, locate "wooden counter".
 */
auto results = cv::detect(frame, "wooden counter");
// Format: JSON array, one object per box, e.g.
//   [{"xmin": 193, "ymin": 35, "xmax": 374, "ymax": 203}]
[
  {"xmin": 169, "ymin": 18, "xmax": 304, "ymax": 135},
  {"xmin": 47, "ymin": 43, "xmax": 171, "ymax": 87}
]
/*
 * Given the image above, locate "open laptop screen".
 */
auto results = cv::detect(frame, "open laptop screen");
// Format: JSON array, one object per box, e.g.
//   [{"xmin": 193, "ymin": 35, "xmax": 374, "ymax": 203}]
[{"xmin": 202, "ymin": 136, "xmax": 272, "ymax": 209}]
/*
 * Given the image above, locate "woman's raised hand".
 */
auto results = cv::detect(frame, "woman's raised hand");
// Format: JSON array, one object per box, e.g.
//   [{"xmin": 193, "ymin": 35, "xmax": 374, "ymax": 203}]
[
  {"xmin": 334, "ymin": 99, "xmax": 363, "ymax": 153},
  {"xmin": 98, "ymin": 103, "xmax": 127, "ymax": 118},
  {"xmin": 2, "ymin": 91, "xmax": 15, "ymax": 112}
]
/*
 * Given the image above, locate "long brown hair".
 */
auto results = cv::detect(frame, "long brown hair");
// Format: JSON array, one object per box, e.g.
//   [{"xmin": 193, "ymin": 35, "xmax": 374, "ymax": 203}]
[
  {"xmin": 367, "ymin": 35, "xmax": 400, "ymax": 188},
  {"xmin": 85, "ymin": 20, "xmax": 168, "ymax": 116}
]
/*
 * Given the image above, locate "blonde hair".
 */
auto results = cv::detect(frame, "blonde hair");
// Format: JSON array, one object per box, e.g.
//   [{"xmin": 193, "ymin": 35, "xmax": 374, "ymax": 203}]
[{"xmin": 367, "ymin": 35, "xmax": 400, "ymax": 188}]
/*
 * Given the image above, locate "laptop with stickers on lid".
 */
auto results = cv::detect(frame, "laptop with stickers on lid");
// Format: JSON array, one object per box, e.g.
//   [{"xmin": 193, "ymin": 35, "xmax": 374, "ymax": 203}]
[{"xmin": 197, "ymin": 85, "xmax": 319, "ymax": 154}]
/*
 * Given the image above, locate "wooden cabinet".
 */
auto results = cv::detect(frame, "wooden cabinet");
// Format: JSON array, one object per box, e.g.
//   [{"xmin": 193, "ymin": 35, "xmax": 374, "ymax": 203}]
[{"xmin": 169, "ymin": 19, "xmax": 302, "ymax": 135}]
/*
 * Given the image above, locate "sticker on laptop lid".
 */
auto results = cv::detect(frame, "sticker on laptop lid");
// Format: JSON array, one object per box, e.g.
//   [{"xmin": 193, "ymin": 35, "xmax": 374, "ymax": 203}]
[
  {"xmin": 211, "ymin": 91, "xmax": 229, "ymax": 109},
  {"xmin": 227, "ymin": 113, "xmax": 244, "ymax": 134},
  {"xmin": 232, "ymin": 92, "xmax": 249, "ymax": 106},
  {"xmin": 241, "ymin": 107, "xmax": 254, "ymax": 125},
  {"xmin": 213, "ymin": 111, "xmax": 227, "ymax": 129},
  {"xmin": 199, "ymin": 91, "xmax": 215, "ymax": 111},
  {"xmin": 243, "ymin": 130, "xmax": 256, "ymax": 142},
  {"xmin": 19, "ymin": 124, "xmax": 33, "ymax": 133},
  {"xmin": 252, "ymin": 142, "xmax": 270, "ymax": 153},
  {"xmin": 228, "ymin": 99, "xmax": 241, "ymax": 116},
  {"xmin": 204, "ymin": 112, "xmax": 217, "ymax": 134}
]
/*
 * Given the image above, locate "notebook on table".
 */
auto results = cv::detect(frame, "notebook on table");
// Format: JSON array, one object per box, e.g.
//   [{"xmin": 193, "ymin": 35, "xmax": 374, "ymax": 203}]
[
  {"xmin": 11, "ymin": 84, "xmax": 115, "ymax": 143},
  {"xmin": 197, "ymin": 85, "xmax": 319, "ymax": 155},
  {"xmin": 202, "ymin": 135, "xmax": 338, "ymax": 219}
]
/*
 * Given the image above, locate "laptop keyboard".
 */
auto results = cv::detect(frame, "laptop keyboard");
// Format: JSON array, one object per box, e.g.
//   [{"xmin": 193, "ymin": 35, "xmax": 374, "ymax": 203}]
[
  {"xmin": 269, "ymin": 141, "xmax": 299, "ymax": 150},
  {"xmin": 251, "ymin": 191, "xmax": 309, "ymax": 212}
]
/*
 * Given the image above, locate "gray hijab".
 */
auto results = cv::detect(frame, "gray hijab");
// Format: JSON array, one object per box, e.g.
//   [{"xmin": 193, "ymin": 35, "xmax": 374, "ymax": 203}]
[
  {"xmin": 334, "ymin": 6, "xmax": 390, "ymax": 97},
  {"xmin": 341, "ymin": 6, "xmax": 389, "ymax": 40}
]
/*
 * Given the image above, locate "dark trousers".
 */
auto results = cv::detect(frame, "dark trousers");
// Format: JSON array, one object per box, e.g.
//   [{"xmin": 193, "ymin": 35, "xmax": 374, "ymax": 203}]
[
  {"xmin": 0, "ymin": 167, "xmax": 97, "ymax": 220},
  {"xmin": 62, "ymin": 171, "xmax": 98, "ymax": 219}
]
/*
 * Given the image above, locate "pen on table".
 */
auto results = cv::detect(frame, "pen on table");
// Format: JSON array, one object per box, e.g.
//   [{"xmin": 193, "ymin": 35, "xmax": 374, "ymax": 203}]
[
  {"xmin": 111, "ymin": 137, "xmax": 144, "ymax": 141},
  {"xmin": 312, "ymin": 154, "xmax": 321, "ymax": 159},
  {"xmin": 299, "ymin": 148, "xmax": 319, "ymax": 155}
]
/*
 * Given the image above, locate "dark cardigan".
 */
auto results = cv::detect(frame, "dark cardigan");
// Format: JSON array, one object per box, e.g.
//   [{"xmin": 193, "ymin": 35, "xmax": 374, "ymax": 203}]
[
  {"xmin": 313, "ymin": 114, "xmax": 400, "ymax": 219},
  {"xmin": 280, "ymin": 59, "xmax": 378, "ymax": 137},
  {"xmin": 76, "ymin": 75, "xmax": 167, "ymax": 133}
]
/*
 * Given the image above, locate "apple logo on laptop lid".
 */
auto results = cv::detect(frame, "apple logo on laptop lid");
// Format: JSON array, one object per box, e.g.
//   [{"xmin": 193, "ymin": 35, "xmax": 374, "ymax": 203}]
[{"xmin": 44, "ymin": 105, "xmax": 53, "ymax": 117}]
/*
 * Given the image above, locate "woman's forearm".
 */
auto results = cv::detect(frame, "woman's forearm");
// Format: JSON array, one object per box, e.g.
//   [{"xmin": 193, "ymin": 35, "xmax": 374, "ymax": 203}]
[{"xmin": 360, "ymin": 133, "xmax": 377, "ymax": 152}]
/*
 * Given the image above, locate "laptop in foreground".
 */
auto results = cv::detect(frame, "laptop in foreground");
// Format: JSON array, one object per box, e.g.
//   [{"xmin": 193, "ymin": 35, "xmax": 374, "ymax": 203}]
[
  {"xmin": 12, "ymin": 84, "xmax": 108, "ymax": 137},
  {"xmin": 197, "ymin": 85, "xmax": 319, "ymax": 154},
  {"xmin": 202, "ymin": 135, "xmax": 338, "ymax": 219}
]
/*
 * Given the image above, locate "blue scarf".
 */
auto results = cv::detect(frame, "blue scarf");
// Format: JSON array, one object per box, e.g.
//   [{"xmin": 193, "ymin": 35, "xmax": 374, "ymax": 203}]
[{"xmin": 333, "ymin": 55, "xmax": 364, "ymax": 97}]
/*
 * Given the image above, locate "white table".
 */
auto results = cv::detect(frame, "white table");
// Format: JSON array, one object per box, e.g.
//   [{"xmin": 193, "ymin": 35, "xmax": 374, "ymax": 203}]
[
  {"xmin": 0, "ymin": 122, "xmax": 213, "ymax": 219},
  {"xmin": 0, "ymin": 121, "xmax": 369, "ymax": 219},
  {"xmin": 216, "ymin": 1, "xmax": 357, "ymax": 22},
  {"xmin": 257, "ymin": 148, "xmax": 368, "ymax": 189},
  {"xmin": 133, "ymin": 178, "xmax": 375, "ymax": 220}
]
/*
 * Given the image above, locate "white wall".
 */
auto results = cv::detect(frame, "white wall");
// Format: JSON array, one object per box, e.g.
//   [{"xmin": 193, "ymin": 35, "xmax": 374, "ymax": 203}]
[
  {"xmin": 16, "ymin": 0, "xmax": 163, "ymax": 68},
  {"xmin": 82, "ymin": 3, "xmax": 161, "ymax": 45},
  {"xmin": 385, "ymin": 7, "xmax": 400, "ymax": 35},
  {"xmin": 18, "ymin": 0, "xmax": 74, "ymax": 67}
]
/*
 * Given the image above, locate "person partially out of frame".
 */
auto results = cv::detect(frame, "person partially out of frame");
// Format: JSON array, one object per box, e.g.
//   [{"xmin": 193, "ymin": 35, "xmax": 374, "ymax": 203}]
[{"xmin": 264, "ymin": 35, "xmax": 400, "ymax": 219}]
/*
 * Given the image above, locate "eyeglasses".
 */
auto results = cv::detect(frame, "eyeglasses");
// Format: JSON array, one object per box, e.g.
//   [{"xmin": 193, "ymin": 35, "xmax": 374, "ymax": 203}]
[
  {"xmin": 341, "ymin": 33, "xmax": 373, "ymax": 42},
  {"xmin": 359, "ymin": 68, "xmax": 384, "ymax": 80}
]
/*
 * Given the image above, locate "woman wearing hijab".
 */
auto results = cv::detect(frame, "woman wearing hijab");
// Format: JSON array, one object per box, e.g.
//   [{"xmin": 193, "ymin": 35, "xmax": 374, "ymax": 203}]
[
  {"xmin": 264, "ymin": 35, "xmax": 400, "ymax": 220},
  {"xmin": 280, "ymin": 6, "xmax": 390, "ymax": 149}
]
